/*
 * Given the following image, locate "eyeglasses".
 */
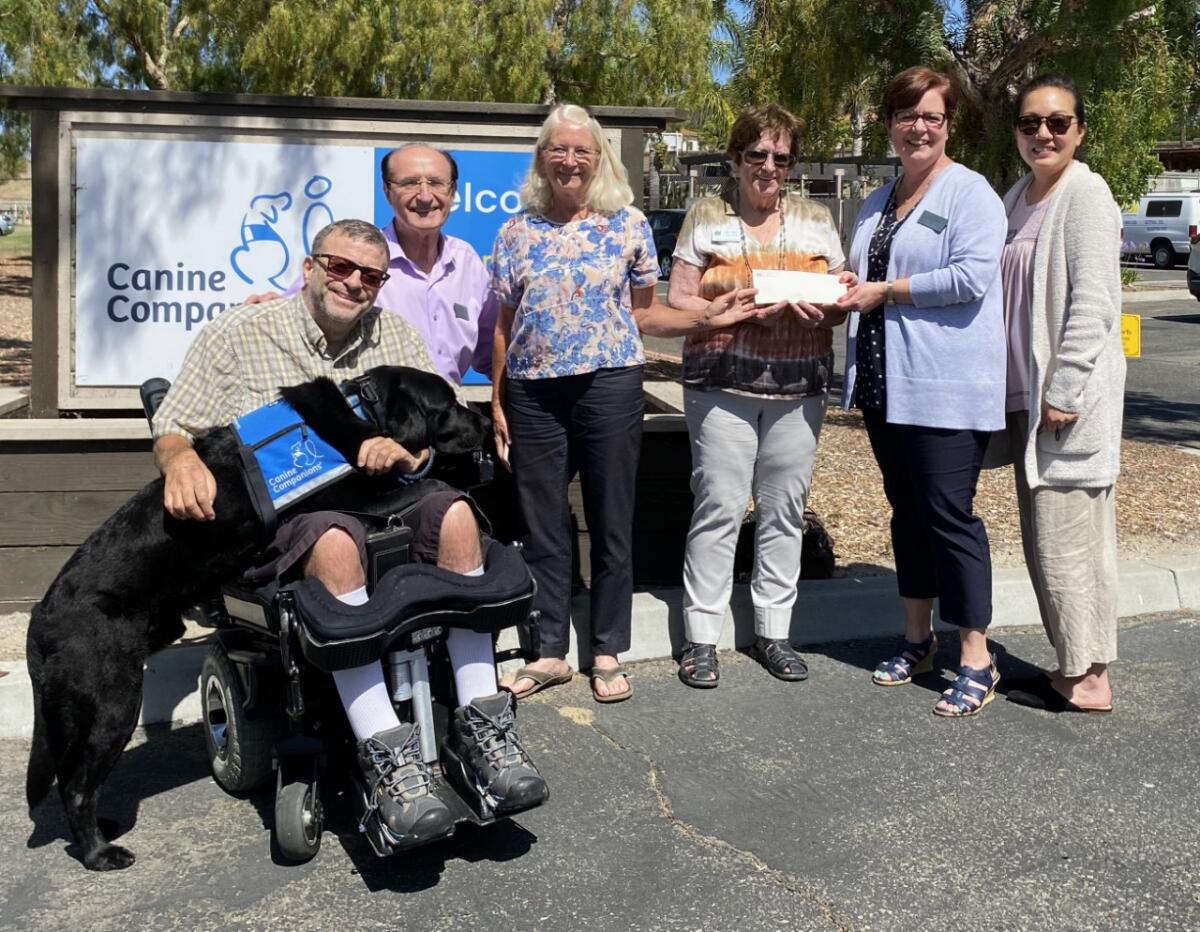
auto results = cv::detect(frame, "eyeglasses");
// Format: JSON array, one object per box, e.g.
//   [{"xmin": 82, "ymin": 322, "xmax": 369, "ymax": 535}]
[
  {"xmin": 741, "ymin": 148, "xmax": 795, "ymax": 168},
  {"xmin": 385, "ymin": 176, "xmax": 452, "ymax": 194},
  {"xmin": 893, "ymin": 111, "xmax": 947, "ymax": 129},
  {"xmin": 1015, "ymin": 114, "xmax": 1077, "ymax": 136},
  {"xmin": 543, "ymin": 144, "xmax": 596, "ymax": 161},
  {"xmin": 312, "ymin": 253, "xmax": 390, "ymax": 288}
]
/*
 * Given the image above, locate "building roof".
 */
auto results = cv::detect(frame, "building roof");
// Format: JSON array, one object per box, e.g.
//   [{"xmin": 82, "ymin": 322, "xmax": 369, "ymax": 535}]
[{"xmin": 0, "ymin": 85, "xmax": 686, "ymax": 130}]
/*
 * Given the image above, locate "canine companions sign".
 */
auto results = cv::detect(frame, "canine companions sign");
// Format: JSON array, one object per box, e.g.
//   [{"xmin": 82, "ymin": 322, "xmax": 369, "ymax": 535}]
[{"xmin": 73, "ymin": 137, "xmax": 531, "ymax": 387}]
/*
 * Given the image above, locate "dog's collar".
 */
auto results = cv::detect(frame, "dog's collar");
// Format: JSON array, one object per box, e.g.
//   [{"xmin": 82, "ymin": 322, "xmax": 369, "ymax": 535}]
[{"xmin": 345, "ymin": 372, "xmax": 435, "ymax": 450}]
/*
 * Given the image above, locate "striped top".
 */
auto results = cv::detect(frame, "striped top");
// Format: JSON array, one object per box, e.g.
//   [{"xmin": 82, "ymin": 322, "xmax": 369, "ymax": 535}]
[{"xmin": 673, "ymin": 193, "xmax": 845, "ymax": 397}]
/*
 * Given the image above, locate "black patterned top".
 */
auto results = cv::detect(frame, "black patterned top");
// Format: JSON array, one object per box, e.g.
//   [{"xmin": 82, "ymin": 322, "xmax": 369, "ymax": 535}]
[{"xmin": 853, "ymin": 188, "xmax": 906, "ymax": 410}]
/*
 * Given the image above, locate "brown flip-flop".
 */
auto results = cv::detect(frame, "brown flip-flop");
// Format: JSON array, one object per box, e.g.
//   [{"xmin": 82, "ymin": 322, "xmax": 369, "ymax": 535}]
[
  {"xmin": 507, "ymin": 665, "xmax": 574, "ymax": 699},
  {"xmin": 589, "ymin": 666, "xmax": 633, "ymax": 704}
]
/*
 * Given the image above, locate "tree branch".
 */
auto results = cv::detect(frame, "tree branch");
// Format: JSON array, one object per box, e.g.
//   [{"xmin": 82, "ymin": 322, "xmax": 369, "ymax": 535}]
[{"xmin": 981, "ymin": 33, "xmax": 1057, "ymax": 100}]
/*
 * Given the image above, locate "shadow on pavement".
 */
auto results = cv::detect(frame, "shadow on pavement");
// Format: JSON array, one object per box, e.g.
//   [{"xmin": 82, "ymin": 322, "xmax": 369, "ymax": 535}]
[
  {"xmin": 1152, "ymin": 313, "xmax": 1200, "ymax": 324},
  {"xmin": 25, "ymin": 723, "xmax": 211, "ymax": 864},
  {"xmin": 338, "ymin": 809, "xmax": 537, "ymax": 893},
  {"xmin": 1122, "ymin": 389, "xmax": 1200, "ymax": 446},
  {"xmin": 804, "ymin": 632, "xmax": 1049, "ymax": 700},
  {"xmin": 229, "ymin": 760, "xmax": 539, "ymax": 890}
]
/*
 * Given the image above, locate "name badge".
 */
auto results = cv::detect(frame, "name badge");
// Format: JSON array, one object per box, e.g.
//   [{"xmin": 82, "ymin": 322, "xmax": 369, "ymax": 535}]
[
  {"xmin": 453, "ymin": 302, "xmax": 470, "ymax": 320},
  {"xmin": 711, "ymin": 225, "xmax": 741, "ymax": 245},
  {"xmin": 917, "ymin": 211, "xmax": 948, "ymax": 234}
]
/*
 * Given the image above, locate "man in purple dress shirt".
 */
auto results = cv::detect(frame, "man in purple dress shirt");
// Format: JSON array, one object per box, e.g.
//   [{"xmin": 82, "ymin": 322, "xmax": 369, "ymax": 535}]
[
  {"xmin": 372, "ymin": 144, "xmax": 497, "ymax": 384},
  {"xmin": 253, "ymin": 144, "xmax": 496, "ymax": 385}
]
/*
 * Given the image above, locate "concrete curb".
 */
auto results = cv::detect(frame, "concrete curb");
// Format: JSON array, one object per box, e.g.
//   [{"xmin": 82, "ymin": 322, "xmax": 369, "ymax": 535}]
[
  {"xmin": 1121, "ymin": 289, "xmax": 1194, "ymax": 305},
  {"xmin": 3, "ymin": 555, "xmax": 1197, "ymax": 739}
]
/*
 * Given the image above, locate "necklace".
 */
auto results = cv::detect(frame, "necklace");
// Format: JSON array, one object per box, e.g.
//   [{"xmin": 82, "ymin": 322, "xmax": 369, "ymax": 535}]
[
  {"xmin": 737, "ymin": 195, "xmax": 787, "ymax": 275},
  {"xmin": 896, "ymin": 158, "xmax": 949, "ymax": 217}
]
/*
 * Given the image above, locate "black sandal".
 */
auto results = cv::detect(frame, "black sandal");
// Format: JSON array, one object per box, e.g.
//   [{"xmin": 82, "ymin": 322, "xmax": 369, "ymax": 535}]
[
  {"xmin": 678, "ymin": 642, "xmax": 719, "ymax": 689},
  {"xmin": 749, "ymin": 636, "xmax": 809, "ymax": 682}
]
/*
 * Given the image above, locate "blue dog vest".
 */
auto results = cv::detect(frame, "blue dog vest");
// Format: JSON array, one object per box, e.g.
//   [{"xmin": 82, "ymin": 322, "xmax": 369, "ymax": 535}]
[{"xmin": 232, "ymin": 389, "xmax": 370, "ymax": 532}]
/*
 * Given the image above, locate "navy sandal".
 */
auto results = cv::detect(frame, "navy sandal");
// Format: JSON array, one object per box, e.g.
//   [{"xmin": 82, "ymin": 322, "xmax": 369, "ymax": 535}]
[
  {"xmin": 933, "ymin": 659, "xmax": 1000, "ymax": 718},
  {"xmin": 872, "ymin": 634, "xmax": 938, "ymax": 686},
  {"xmin": 678, "ymin": 642, "xmax": 719, "ymax": 689}
]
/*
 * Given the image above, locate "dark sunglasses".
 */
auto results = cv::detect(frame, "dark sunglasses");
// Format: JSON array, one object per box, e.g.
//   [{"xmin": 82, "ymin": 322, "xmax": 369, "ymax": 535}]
[
  {"xmin": 312, "ymin": 253, "xmax": 390, "ymax": 288},
  {"xmin": 1015, "ymin": 114, "xmax": 1077, "ymax": 136},
  {"xmin": 741, "ymin": 148, "xmax": 795, "ymax": 168}
]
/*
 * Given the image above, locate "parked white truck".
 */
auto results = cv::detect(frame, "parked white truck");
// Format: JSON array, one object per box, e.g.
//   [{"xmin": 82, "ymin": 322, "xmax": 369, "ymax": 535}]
[{"xmin": 1121, "ymin": 193, "xmax": 1200, "ymax": 269}]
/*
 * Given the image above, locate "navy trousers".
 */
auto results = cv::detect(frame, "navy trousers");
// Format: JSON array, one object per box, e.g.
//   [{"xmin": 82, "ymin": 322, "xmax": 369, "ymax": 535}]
[
  {"xmin": 862, "ymin": 408, "xmax": 993, "ymax": 629},
  {"xmin": 505, "ymin": 366, "xmax": 644, "ymax": 658}
]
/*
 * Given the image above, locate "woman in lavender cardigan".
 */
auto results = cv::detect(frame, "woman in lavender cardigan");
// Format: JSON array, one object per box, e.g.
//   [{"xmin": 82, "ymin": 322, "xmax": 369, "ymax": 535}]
[{"xmin": 837, "ymin": 67, "xmax": 1007, "ymax": 717}]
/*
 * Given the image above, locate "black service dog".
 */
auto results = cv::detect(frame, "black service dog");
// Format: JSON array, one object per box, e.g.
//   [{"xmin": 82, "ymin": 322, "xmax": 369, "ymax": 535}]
[{"xmin": 26, "ymin": 365, "xmax": 489, "ymax": 870}]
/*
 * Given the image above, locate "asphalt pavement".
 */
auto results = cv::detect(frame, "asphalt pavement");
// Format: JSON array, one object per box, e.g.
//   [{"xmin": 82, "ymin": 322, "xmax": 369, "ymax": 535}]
[
  {"xmin": 1123, "ymin": 298, "xmax": 1200, "ymax": 449},
  {"xmin": 3, "ymin": 612, "xmax": 1199, "ymax": 931}
]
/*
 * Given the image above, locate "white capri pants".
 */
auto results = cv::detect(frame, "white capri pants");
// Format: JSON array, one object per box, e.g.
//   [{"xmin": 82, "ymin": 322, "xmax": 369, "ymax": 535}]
[{"xmin": 682, "ymin": 387, "xmax": 825, "ymax": 643}]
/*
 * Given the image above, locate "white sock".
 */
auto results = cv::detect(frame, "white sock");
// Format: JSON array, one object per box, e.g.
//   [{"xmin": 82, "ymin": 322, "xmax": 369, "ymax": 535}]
[
  {"xmin": 337, "ymin": 585, "xmax": 368, "ymax": 606},
  {"xmin": 446, "ymin": 565, "xmax": 499, "ymax": 705},
  {"xmin": 330, "ymin": 585, "xmax": 401, "ymax": 742}
]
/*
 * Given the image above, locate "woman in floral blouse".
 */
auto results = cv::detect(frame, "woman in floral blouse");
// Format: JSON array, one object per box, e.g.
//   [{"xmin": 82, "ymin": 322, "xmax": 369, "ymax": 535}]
[{"xmin": 491, "ymin": 103, "xmax": 755, "ymax": 703}]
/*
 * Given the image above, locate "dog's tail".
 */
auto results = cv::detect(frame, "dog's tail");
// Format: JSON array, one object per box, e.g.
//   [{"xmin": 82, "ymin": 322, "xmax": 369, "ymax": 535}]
[{"xmin": 25, "ymin": 627, "xmax": 55, "ymax": 810}]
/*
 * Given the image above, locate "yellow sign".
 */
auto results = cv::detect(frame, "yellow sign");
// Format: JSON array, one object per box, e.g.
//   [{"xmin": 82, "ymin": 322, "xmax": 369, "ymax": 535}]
[{"xmin": 1121, "ymin": 313, "xmax": 1141, "ymax": 358}]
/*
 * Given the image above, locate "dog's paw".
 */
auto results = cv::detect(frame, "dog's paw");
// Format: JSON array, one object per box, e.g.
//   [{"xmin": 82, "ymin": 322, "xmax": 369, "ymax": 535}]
[{"xmin": 84, "ymin": 842, "xmax": 136, "ymax": 871}]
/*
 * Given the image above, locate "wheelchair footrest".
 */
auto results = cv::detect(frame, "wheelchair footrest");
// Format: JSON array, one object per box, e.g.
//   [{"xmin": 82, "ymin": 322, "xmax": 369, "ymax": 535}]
[{"xmin": 290, "ymin": 540, "xmax": 535, "ymax": 672}]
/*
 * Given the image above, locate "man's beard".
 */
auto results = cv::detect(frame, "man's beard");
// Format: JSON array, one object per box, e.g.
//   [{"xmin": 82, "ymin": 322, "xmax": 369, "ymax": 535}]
[{"xmin": 308, "ymin": 287, "xmax": 365, "ymax": 324}]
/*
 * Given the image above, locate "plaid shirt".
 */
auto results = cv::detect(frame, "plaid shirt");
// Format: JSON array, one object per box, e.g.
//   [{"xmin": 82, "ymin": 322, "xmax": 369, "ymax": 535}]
[{"xmin": 153, "ymin": 293, "xmax": 448, "ymax": 439}]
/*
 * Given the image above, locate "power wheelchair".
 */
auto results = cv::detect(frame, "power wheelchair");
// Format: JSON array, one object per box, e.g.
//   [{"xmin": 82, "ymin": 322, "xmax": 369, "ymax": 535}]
[{"xmin": 140, "ymin": 377, "xmax": 544, "ymax": 864}]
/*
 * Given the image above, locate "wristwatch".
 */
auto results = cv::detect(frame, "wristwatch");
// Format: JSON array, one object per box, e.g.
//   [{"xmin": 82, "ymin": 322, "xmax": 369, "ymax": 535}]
[{"xmin": 885, "ymin": 281, "xmax": 895, "ymax": 306}]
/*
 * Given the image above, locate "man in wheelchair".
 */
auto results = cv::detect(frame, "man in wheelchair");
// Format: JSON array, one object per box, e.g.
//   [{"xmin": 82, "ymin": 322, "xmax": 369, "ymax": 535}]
[{"xmin": 151, "ymin": 218, "xmax": 547, "ymax": 851}]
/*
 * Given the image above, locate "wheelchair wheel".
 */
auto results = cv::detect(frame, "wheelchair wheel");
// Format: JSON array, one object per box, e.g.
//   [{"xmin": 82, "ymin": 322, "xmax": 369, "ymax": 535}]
[
  {"xmin": 275, "ymin": 780, "xmax": 322, "ymax": 863},
  {"xmin": 201, "ymin": 644, "xmax": 279, "ymax": 793}
]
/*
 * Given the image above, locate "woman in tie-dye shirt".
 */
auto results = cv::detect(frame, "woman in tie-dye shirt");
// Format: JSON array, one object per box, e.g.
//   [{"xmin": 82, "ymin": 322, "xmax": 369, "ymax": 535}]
[
  {"xmin": 668, "ymin": 103, "xmax": 847, "ymax": 689},
  {"xmin": 491, "ymin": 104, "xmax": 756, "ymax": 704}
]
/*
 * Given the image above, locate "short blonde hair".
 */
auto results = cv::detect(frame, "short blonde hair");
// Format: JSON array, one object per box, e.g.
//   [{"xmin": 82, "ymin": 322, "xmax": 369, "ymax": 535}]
[{"xmin": 519, "ymin": 104, "xmax": 634, "ymax": 216}]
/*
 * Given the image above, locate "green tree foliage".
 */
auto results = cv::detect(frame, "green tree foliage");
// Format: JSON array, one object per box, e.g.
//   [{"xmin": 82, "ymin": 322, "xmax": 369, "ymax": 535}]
[
  {"xmin": 1162, "ymin": 0, "xmax": 1199, "ymax": 139},
  {"xmin": 1, "ymin": 0, "xmax": 717, "ymax": 102},
  {"xmin": 727, "ymin": 1, "xmax": 1188, "ymax": 201},
  {"xmin": 0, "ymin": 0, "xmax": 721, "ymax": 178},
  {"xmin": 0, "ymin": 0, "xmax": 113, "ymax": 177}
]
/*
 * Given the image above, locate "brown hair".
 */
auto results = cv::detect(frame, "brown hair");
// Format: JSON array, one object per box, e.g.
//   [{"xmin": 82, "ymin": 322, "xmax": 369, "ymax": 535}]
[
  {"xmin": 726, "ymin": 104, "xmax": 803, "ymax": 162},
  {"xmin": 882, "ymin": 67, "xmax": 957, "ymax": 123}
]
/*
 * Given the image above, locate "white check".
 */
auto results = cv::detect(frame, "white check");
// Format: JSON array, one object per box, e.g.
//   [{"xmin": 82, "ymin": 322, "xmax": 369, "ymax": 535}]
[{"xmin": 751, "ymin": 269, "xmax": 847, "ymax": 305}]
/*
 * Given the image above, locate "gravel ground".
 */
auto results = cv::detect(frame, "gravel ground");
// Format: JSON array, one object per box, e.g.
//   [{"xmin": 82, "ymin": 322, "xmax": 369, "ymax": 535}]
[
  {"xmin": 0, "ymin": 254, "xmax": 31, "ymax": 387},
  {"xmin": 810, "ymin": 406, "xmax": 1200, "ymax": 575}
]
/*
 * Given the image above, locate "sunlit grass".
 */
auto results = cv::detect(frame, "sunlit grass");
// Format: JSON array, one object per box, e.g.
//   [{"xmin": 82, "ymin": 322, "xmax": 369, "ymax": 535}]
[{"xmin": 0, "ymin": 226, "xmax": 32, "ymax": 259}]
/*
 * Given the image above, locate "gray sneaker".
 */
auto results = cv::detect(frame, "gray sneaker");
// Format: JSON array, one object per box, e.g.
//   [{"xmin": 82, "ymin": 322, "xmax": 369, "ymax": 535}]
[
  {"xmin": 449, "ymin": 692, "xmax": 548, "ymax": 815},
  {"xmin": 356, "ymin": 723, "xmax": 454, "ymax": 844}
]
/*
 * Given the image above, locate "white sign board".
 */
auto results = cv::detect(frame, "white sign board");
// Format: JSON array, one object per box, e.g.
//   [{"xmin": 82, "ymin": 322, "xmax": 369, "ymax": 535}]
[
  {"xmin": 73, "ymin": 136, "xmax": 531, "ymax": 388},
  {"xmin": 75, "ymin": 138, "xmax": 374, "ymax": 385}
]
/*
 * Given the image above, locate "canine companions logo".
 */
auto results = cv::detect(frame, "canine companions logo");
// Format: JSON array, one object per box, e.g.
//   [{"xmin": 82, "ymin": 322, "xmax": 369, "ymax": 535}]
[
  {"xmin": 290, "ymin": 437, "xmax": 322, "ymax": 468},
  {"xmin": 230, "ymin": 175, "xmax": 334, "ymax": 289}
]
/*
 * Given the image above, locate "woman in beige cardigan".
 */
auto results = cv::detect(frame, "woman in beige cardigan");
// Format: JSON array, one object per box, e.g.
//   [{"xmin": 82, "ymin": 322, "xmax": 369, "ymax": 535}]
[{"xmin": 995, "ymin": 74, "xmax": 1125, "ymax": 714}]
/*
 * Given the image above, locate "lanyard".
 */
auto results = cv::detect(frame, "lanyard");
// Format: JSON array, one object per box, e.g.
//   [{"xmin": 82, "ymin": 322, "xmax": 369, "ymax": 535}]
[{"xmin": 737, "ymin": 196, "xmax": 788, "ymax": 275}]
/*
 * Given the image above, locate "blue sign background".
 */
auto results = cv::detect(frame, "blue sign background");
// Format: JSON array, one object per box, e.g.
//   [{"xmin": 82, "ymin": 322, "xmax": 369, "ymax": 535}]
[
  {"xmin": 372, "ymin": 147, "xmax": 532, "ymax": 385},
  {"xmin": 371, "ymin": 148, "xmax": 532, "ymax": 259}
]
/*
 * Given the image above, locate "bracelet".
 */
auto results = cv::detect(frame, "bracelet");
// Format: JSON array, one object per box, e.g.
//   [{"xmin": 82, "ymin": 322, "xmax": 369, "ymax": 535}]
[
  {"xmin": 885, "ymin": 281, "xmax": 895, "ymax": 306},
  {"xmin": 396, "ymin": 447, "xmax": 436, "ymax": 484}
]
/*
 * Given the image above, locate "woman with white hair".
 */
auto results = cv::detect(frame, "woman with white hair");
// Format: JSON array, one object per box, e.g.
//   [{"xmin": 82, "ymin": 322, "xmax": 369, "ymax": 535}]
[{"xmin": 491, "ymin": 103, "xmax": 756, "ymax": 703}]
